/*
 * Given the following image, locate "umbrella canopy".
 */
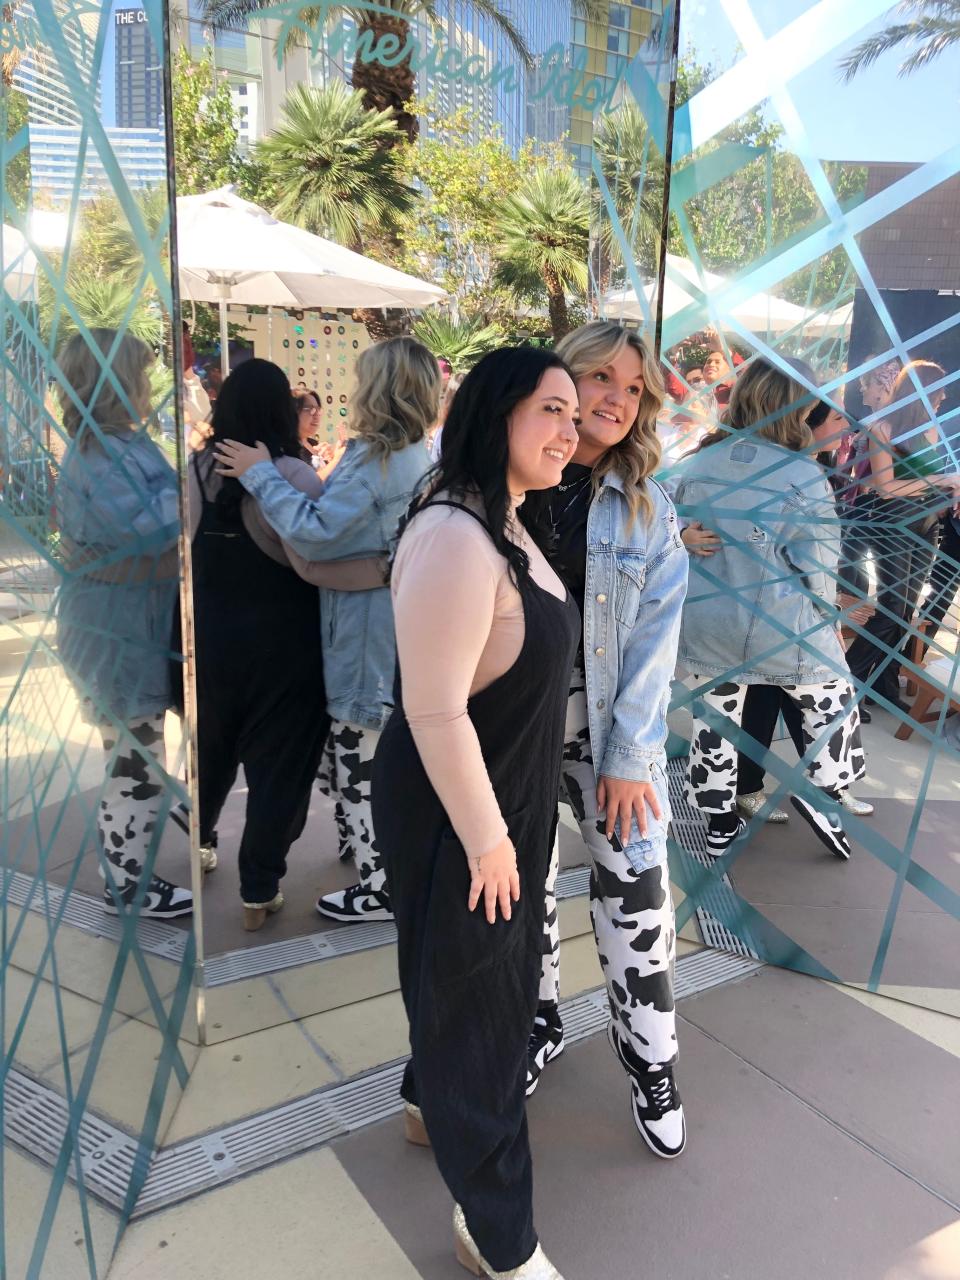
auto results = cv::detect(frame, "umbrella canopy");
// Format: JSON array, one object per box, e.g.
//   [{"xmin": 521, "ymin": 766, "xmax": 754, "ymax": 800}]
[
  {"xmin": 177, "ymin": 188, "xmax": 446, "ymax": 373},
  {"xmin": 604, "ymin": 254, "xmax": 810, "ymax": 335},
  {"xmin": 1, "ymin": 225, "xmax": 39, "ymax": 303}
]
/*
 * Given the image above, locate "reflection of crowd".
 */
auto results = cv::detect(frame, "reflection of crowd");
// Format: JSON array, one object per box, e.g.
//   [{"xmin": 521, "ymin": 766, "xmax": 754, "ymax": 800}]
[{"xmin": 52, "ymin": 315, "xmax": 960, "ymax": 1280}]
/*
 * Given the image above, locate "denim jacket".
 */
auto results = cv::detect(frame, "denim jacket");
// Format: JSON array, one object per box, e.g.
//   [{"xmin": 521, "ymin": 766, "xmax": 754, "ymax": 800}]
[
  {"xmin": 241, "ymin": 437, "xmax": 432, "ymax": 729},
  {"xmin": 55, "ymin": 428, "xmax": 181, "ymax": 722},
  {"xmin": 583, "ymin": 472, "xmax": 688, "ymax": 781},
  {"xmin": 669, "ymin": 436, "xmax": 847, "ymax": 683}
]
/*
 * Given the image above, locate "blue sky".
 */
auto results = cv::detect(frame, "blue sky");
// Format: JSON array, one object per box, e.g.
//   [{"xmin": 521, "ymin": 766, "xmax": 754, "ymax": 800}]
[{"xmin": 682, "ymin": 0, "xmax": 959, "ymax": 163}]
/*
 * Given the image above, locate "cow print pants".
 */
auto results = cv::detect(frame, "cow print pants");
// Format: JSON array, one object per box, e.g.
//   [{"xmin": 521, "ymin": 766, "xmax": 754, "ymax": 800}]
[
  {"xmin": 316, "ymin": 719, "xmax": 384, "ymax": 893},
  {"xmin": 96, "ymin": 714, "xmax": 167, "ymax": 893},
  {"xmin": 540, "ymin": 672, "xmax": 679, "ymax": 1072},
  {"xmin": 686, "ymin": 676, "xmax": 865, "ymax": 815}
]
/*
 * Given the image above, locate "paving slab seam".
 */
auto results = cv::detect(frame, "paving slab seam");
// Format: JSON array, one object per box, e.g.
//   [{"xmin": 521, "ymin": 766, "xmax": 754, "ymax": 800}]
[
  {"xmin": 128, "ymin": 950, "xmax": 763, "ymax": 1219},
  {"xmin": 677, "ymin": 1012, "xmax": 960, "ymax": 1215}
]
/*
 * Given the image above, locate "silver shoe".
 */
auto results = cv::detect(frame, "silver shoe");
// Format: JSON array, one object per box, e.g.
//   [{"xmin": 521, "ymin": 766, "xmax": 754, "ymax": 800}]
[
  {"xmin": 453, "ymin": 1205, "xmax": 564, "ymax": 1279},
  {"xmin": 736, "ymin": 790, "xmax": 789, "ymax": 823},
  {"xmin": 840, "ymin": 792, "xmax": 874, "ymax": 817},
  {"xmin": 199, "ymin": 843, "xmax": 218, "ymax": 872}
]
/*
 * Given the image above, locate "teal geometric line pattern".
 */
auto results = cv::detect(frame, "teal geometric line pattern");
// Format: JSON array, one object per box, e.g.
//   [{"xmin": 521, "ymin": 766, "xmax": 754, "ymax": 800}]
[{"xmin": 1, "ymin": 0, "xmax": 194, "ymax": 1273}]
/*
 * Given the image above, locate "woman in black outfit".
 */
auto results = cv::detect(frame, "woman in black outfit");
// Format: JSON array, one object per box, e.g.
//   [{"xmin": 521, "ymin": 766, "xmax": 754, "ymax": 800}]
[{"xmin": 373, "ymin": 348, "xmax": 580, "ymax": 1279}]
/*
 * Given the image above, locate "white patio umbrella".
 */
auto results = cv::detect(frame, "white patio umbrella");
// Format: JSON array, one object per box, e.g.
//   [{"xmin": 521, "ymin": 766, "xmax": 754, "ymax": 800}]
[
  {"xmin": 1, "ymin": 225, "xmax": 39, "ymax": 303},
  {"xmin": 176, "ymin": 188, "xmax": 447, "ymax": 376},
  {"xmin": 604, "ymin": 254, "xmax": 810, "ymax": 335}
]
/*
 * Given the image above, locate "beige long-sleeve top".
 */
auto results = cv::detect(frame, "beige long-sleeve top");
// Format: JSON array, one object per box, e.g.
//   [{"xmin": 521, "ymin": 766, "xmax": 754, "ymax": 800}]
[
  {"xmin": 392, "ymin": 497, "xmax": 567, "ymax": 860},
  {"xmin": 189, "ymin": 451, "xmax": 384, "ymax": 590}
]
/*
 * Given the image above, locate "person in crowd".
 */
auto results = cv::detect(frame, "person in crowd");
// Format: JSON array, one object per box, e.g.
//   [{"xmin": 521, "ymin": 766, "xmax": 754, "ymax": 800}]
[
  {"xmin": 835, "ymin": 356, "xmax": 902, "ymax": 599},
  {"xmin": 181, "ymin": 321, "xmax": 211, "ymax": 447},
  {"xmin": 702, "ymin": 349, "xmax": 736, "ymax": 406},
  {"xmin": 372, "ymin": 346, "xmax": 580, "ymax": 1280},
  {"xmin": 214, "ymin": 337, "xmax": 438, "ymax": 923},
  {"xmin": 531, "ymin": 322, "xmax": 691, "ymax": 1164},
  {"xmin": 685, "ymin": 364, "xmax": 706, "ymax": 391},
  {"xmin": 672, "ymin": 358, "xmax": 867, "ymax": 860},
  {"xmin": 919, "ymin": 503, "xmax": 960, "ymax": 652},
  {"xmin": 430, "ymin": 370, "xmax": 464, "ymax": 462},
  {"xmin": 845, "ymin": 360, "xmax": 960, "ymax": 719},
  {"xmin": 295, "ymin": 388, "xmax": 324, "ymax": 462},
  {"xmin": 54, "ymin": 330, "xmax": 192, "ymax": 920},
  {"xmin": 190, "ymin": 359, "xmax": 382, "ymax": 930},
  {"xmin": 731, "ymin": 390, "xmax": 874, "ymax": 823}
]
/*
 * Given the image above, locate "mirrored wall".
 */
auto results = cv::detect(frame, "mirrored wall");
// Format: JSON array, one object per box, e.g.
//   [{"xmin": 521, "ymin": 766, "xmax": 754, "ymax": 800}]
[{"xmin": 1, "ymin": 0, "xmax": 197, "ymax": 1273}]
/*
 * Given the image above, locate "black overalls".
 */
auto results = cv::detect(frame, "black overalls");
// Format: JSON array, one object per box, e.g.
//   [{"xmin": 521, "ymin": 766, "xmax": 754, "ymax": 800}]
[
  {"xmin": 372, "ymin": 502, "xmax": 579, "ymax": 1273},
  {"xmin": 191, "ymin": 454, "xmax": 329, "ymax": 903}
]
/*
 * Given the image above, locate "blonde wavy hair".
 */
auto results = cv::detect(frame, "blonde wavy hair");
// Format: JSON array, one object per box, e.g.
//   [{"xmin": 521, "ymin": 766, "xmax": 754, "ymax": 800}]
[
  {"xmin": 555, "ymin": 321, "xmax": 664, "ymax": 525},
  {"xmin": 722, "ymin": 358, "xmax": 813, "ymax": 451},
  {"xmin": 57, "ymin": 329, "xmax": 154, "ymax": 446},
  {"xmin": 350, "ymin": 336, "xmax": 441, "ymax": 460}
]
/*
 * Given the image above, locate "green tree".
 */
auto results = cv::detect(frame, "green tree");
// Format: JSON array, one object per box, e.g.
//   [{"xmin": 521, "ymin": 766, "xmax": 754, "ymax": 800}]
[
  {"xmin": 203, "ymin": 0, "xmax": 543, "ymax": 144},
  {"xmin": 1, "ymin": 86, "xmax": 30, "ymax": 213},
  {"xmin": 411, "ymin": 311, "xmax": 503, "ymax": 368},
  {"xmin": 495, "ymin": 165, "xmax": 590, "ymax": 340},
  {"xmin": 171, "ymin": 46, "xmax": 243, "ymax": 195},
  {"xmin": 593, "ymin": 100, "xmax": 665, "ymax": 290},
  {"xmin": 840, "ymin": 1, "xmax": 960, "ymax": 79}
]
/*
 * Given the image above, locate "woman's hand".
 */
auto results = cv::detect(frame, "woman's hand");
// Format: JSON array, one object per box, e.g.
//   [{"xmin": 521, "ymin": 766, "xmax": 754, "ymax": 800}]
[
  {"xmin": 467, "ymin": 834, "xmax": 520, "ymax": 924},
  {"xmin": 681, "ymin": 522, "xmax": 721, "ymax": 557},
  {"xmin": 214, "ymin": 439, "xmax": 271, "ymax": 477},
  {"xmin": 934, "ymin": 472, "xmax": 960, "ymax": 495},
  {"xmin": 597, "ymin": 776, "xmax": 662, "ymax": 843}
]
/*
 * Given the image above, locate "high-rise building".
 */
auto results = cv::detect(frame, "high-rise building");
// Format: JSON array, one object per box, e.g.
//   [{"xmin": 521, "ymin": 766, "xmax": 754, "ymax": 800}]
[
  {"xmin": 114, "ymin": 8, "xmax": 163, "ymax": 128},
  {"xmin": 12, "ymin": 0, "xmax": 101, "ymax": 128},
  {"xmin": 29, "ymin": 125, "xmax": 166, "ymax": 202}
]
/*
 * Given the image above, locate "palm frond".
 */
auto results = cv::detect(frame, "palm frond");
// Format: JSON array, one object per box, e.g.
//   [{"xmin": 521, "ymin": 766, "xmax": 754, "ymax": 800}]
[
  {"xmin": 411, "ymin": 312, "xmax": 502, "ymax": 368},
  {"xmin": 839, "ymin": 2, "xmax": 960, "ymax": 79}
]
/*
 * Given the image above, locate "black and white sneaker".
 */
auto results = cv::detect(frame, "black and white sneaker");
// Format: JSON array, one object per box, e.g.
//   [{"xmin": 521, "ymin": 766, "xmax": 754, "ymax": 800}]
[
  {"xmin": 790, "ymin": 794, "xmax": 851, "ymax": 860},
  {"xmin": 607, "ymin": 1025, "xmax": 686, "ymax": 1157},
  {"xmin": 316, "ymin": 884, "xmax": 394, "ymax": 922},
  {"xmin": 525, "ymin": 1003, "xmax": 565, "ymax": 1097},
  {"xmin": 706, "ymin": 812, "xmax": 747, "ymax": 855},
  {"xmin": 103, "ymin": 875, "xmax": 194, "ymax": 919}
]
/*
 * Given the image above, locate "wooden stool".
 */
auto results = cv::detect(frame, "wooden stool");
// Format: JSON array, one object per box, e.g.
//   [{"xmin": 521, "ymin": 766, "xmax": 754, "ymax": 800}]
[{"xmin": 895, "ymin": 656, "xmax": 960, "ymax": 741}]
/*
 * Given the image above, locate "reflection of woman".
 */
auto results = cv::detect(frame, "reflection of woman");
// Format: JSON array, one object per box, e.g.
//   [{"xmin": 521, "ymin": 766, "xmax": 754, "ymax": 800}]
[
  {"xmin": 294, "ymin": 389, "xmax": 323, "ymax": 461},
  {"xmin": 214, "ymin": 337, "xmax": 437, "ymax": 923},
  {"xmin": 372, "ymin": 347, "xmax": 579, "ymax": 1280},
  {"xmin": 533, "ymin": 323, "xmax": 690, "ymax": 1162},
  {"xmin": 845, "ymin": 361, "xmax": 960, "ymax": 716},
  {"xmin": 55, "ymin": 330, "xmax": 192, "ymax": 920},
  {"xmin": 191, "ymin": 359, "xmax": 382, "ymax": 930},
  {"xmin": 672, "ymin": 359, "xmax": 866, "ymax": 860}
]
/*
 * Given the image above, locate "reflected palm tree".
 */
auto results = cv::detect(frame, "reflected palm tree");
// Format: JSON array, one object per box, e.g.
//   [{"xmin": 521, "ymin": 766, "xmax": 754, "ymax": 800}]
[{"xmin": 840, "ymin": 0, "xmax": 960, "ymax": 79}]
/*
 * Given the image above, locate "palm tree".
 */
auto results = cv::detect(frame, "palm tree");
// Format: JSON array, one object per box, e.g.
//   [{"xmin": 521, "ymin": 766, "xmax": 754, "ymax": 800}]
[
  {"xmin": 592, "ymin": 101, "xmax": 665, "ymax": 293},
  {"xmin": 840, "ymin": 1, "xmax": 960, "ymax": 79},
  {"xmin": 255, "ymin": 81, "xmax": 413, "ymax": 247},
  {"xmin": 495, "ymin": 166, "xmax": 590, "ymax": 341},
  {"xmin": 255, "ymin": 80, "xmax": 415, "ymax": 336},
  {"xmin": 203, "ymin": 0, "xmax": 605, "ymax": 144},
  {"xmin": 411, "ymin": 311, "xmax": 502, "ymax": 368}
]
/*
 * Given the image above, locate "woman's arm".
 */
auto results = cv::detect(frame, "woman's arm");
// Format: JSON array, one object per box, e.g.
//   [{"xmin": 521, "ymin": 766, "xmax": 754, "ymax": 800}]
[
  {"xmin": 79, "ymin": 438, "xmax": 180, "ymax": 552},
  {"xmin": 216, "ymin": 440, "xmax": 384, "ymax": 561},
  {"xmin": 866, "ymin": 422, "xmax": 960, "ymax": 501},
  {"xmin": 602, "ymin": 500, "xmax": 688, "ymax": 785},
  {"xmin": 272, "ymin": 457, "xmax": 385, "ymax": 589}
]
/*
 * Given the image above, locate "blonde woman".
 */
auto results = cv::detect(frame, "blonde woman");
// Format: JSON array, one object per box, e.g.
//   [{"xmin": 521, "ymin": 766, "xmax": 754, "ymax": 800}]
[
  {"xmin": 532, "ymin": 322, "xmax": 690, "ymax": 1161},
  {"xmin": 671, "ymin": 358, "xmax": 866, "ymax": 861},
  {"xmin": 55, "ymin": 329, "xmax": 191, "ymax": 919},
  {"xmin": 214, "ymin": 337, "xmax": 438, "ymax": 922}
]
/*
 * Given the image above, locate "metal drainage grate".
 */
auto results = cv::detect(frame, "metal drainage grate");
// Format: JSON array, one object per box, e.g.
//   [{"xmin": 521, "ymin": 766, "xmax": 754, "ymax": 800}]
[
  {"xmin": 133, "ymin": 946, "xmax": 762, "ymax": 1218},
  {"xmin": 2, "ymin": 869, "xmax": 190, "ymax": 963},
  {"xmin": 4, "ymin": 1067, "xmax": 144, "ymax": 1212},
  {"xmin": 203, "ymin": 864, "xmax": 593, "ymax": 987},
  {"xmin": 666, "ymin": 760, "xmax": 761, "ymax": 961}
]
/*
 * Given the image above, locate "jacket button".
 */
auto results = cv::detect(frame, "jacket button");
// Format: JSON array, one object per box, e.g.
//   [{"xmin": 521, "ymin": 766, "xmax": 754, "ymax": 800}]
[
  {"xmin": 596, "ymin": 593, "xmax": 607, "ymax": 603},
  {"xmin": 600, "ymin": 537, "xmax": 610, "ymax": 546},
  {"xmin": 597, "ymin": 699, "xmax": 606, "ymax": 710},
  {"xmin": 595, "ymin": 646, "xmax": 605, "ymax": 657}
]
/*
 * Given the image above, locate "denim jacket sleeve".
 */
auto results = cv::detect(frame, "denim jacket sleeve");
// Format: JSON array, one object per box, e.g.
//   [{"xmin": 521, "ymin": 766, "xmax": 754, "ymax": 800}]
[
  {"xmin": 72, "ymin": 436, "xmax": 179, "ymax": 553},
  {"xmin": 240, "ymin": 457, "xmax": 382, "ymax": 561},
  {"xmin": 779, "ymin": 477, "xmax": 839, "ymax": 613},
  {"xmin": 600, "ymin": 498, "xmax": 689, "ymax": 782}
]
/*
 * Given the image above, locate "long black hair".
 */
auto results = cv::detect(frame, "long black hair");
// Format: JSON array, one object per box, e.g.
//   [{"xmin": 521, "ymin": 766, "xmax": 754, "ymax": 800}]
[
  {"xmin": 418, "ymin": 346, "xmax": 575, "ymax": 585},
  {"xmin": 204, "ymin": 358, "xmax": 301, "ymax": 512}
]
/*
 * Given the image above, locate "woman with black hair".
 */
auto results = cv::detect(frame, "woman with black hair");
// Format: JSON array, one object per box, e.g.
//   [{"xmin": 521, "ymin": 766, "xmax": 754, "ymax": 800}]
[
  {"xmin": 190, "ymin": 359, "xmax": 381, "ymax": 929},
  {"xmin": 372, "ymin": 348, "xmax": 580, "ymax": 1279}
]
